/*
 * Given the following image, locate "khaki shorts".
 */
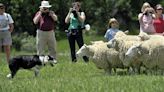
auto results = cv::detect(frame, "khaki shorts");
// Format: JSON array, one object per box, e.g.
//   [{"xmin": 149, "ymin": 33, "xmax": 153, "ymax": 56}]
[
  {"xmin": 36, "ymin": 29, "xmax": 57, "ymax": 59},
  {"xmin": 0, "ymin": 31, "xmax": 12, "ymax": 46}
]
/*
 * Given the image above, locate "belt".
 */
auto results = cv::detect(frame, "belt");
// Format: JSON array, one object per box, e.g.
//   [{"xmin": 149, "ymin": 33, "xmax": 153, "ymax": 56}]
[{"xmin": 38, "ymin": 29, "xmax": 53, "ymax": 31}]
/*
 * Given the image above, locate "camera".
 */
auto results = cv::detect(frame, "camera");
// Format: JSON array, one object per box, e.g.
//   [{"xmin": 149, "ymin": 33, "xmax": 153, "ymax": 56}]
[
  {"xmin": 72, "ymin": 9, "xmax": 78, "ymax": 18},
  {"xmin": 144, "ymin": 12, "xmax": 153, "ymax": 16},
  {"xmin": 143, "ymin": 7, "xmax": 154, "ymax": 16}
]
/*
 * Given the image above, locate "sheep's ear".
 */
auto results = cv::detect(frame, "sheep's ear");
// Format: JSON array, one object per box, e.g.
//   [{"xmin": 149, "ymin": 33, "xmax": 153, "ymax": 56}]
[
  {"xmin": 90, "ymin": 41, "xmax": 94, "ymax": 44},
  {"xmin": 83, "ymin": 44, "xmax": 87, "ymax": 46},
  {"xmin": 84, "ymin": 44, "xmax": 89, "ymax": 48},
  {"xmin": 111, "ymin": 39, "xmax": 117, "ymax": 45},
  {"xmin": 124, "ymin": 30, "xmax": 129, "ymax": 34},
  {"xmin": 136, "ymin": 43, "xmax": 141, "ymax": 48},
  {"xmin": 138, "ymin": 50, "xmax": 141, "ymax": 55},
  {"xmin": 136, "ymin": 44, "xmax": 142, "ymax": 55}
]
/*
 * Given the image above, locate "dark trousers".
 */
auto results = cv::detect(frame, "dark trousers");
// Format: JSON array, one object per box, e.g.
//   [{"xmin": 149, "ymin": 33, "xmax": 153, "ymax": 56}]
[{"xmin": 67, "ymin": 30, "xmax": 88, "ymax": 62}]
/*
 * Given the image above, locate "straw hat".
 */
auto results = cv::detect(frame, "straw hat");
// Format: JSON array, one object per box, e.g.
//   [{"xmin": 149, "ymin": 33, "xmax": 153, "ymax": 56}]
[
  {"xmin": 39, "ymin": 1, "xmax": 52, "ymax": 8},
  {"xmin": 108, "ymin": 18, "xmax": 119, "ymax": 26}
]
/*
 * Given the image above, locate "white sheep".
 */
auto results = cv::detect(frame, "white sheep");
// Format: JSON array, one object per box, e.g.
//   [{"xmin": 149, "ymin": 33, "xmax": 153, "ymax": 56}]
[
  {"xmin": 114, "ymin": 31, "xmax": 142, "ymax": 41},
  {"xmin": 76, "ymin": 43, "xmax": 124, "ymax": 74},
  {"xmin": 107, "ymin": 32, "xmax": 143, "ymax": 73},
  {"xmin": 138, "ymin": 31, "xmax": 164, "ymax": 41},
  {"xmin": 110, "ymin": 40, "xmax": 142, "ymax": 73},
  {"xmin": 125, "ymin": 38, "xmax": 164, "ymax": 73}
]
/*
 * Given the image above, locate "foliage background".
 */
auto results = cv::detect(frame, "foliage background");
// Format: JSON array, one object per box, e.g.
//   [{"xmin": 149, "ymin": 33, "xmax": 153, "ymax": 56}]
[
  {"xmin": 1, "ymin": 0, "xmax": 163, "ymax": 34},
  {"xmin": 0, "ymin": 0, "xmax": 163, "ymax": 50}
]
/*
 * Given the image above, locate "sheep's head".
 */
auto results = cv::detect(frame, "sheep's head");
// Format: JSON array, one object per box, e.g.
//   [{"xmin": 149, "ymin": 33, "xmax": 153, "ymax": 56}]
[
  {"xmin": 138, "ymin": 32, "xmax": 150, "ymax": 41},
  {"xmin": 125, "ymin": 44, "xmax": 142, "ymax": 59},
  {"xmin": 107, "ymin": 38, "xmax": 120, "ymax": 51},
  {"xmin": 114, "ymin": 31, "xmax": 126, "ymax": 38},
  {"xmin": 76, "ymin": 44, "xmax": 90, "ymax": 57},
  {"xmin": 107, "ymin": 39, "xmax": 113, "ymax": 48}
]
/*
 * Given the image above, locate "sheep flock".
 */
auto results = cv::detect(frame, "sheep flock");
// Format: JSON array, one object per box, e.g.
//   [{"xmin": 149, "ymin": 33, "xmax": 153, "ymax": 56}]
[{"xmin": 76, "ymin": 31, "xmax": 164, "ymax": 75}]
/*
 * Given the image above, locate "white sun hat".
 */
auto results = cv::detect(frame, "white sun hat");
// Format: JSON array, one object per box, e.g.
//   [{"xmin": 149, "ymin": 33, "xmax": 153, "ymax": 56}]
[{"xmin": 40, "ymin": 1, "xmax": 52, "ymax": 8}]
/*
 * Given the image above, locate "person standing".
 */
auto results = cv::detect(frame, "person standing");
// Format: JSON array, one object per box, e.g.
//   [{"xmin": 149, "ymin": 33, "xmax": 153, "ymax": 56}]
[
  {"xmin": 0, "ymin": 3, "xmax": 14, "ymax": 64},
  {"xmin": 153, "ymin": 4, "xmax": 164, "ymax": 35},
  {"xmin": 65, "ymin": 1, "xmax": 89, "ymax": 62},
  {"xmin": 138, "ymin": 2, "xmax": 156, "ymax": 34},
  {"xmin": 33, "ymin": 1, "xmax": 58, "ymax": 63},
  {"xmin": 104, "ymin": 18, "xmax": 121, "ymax": 41}
]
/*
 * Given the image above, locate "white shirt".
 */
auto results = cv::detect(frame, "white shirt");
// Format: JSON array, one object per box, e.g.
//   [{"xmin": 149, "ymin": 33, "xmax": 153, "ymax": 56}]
[{"xmin": 0, "ymin": 13, "xmax": 14, "ymax": 30}]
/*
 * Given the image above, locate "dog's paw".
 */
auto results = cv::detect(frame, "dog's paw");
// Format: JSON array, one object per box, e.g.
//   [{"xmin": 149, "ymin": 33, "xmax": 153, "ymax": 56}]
[
  {"xmin": 53, "ymin": 60, "xmax": 58, "ymax": 64},
  {"xmin": 6, "ymin": 74, "xmax": 12, "ymax": 79},
  {"xmin": 50, "ymin": 60, "xmax": 57, "ymax": 67}
]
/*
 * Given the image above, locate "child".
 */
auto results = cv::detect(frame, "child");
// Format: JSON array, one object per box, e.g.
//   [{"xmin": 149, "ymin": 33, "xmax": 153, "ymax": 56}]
[{"xmin": 104, "ymin": 18, "xmax": 120, "ymax": 41}]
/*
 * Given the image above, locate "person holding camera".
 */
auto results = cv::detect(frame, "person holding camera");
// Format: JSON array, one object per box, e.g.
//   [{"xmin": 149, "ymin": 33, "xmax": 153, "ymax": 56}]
[
  {"xmin": 65, "ymin": 1, "xmax": 89, "ymax": 63},
  {"xmin": 0, "ymin": 3, "xmax": 14, "ymax": 64},
  {"xmin": 33, "ymin": 1, "xmax": 58, "ymax": 63},
  {"xmin": 153, "ymin": 4, "xmax": 164, "ymax": 35},
  {"xmin": 138, "ymin": 2, "xmax": 156, "ymax": 34}
]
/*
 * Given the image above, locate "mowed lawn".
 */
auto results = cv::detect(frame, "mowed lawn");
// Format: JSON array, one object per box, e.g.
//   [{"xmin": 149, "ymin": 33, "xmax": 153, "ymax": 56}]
[{"xmin": 0, "ymin": 35, "xmax": 164, "ymax": 92}]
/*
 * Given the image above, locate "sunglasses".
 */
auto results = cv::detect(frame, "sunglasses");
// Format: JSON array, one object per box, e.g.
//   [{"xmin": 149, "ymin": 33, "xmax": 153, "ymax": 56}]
[
  {"xmin": 43, "ymin": 7, "xmax": 49, "ymax": 10},
  {"xmin": 157, "ymin": 8, "xmax": 163, "ymax": 10}
]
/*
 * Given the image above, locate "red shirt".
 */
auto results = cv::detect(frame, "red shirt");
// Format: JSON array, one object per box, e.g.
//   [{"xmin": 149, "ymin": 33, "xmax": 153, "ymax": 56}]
[
  {"xmin": 35, "ymin": 12, "xmax": 55, "ymax": 31},
  {"xmin": 153, "ymin": 17, "xmax": 164, "ymax": 33}
]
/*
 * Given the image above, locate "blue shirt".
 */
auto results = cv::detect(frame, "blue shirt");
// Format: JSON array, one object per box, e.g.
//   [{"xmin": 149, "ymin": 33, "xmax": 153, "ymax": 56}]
[{"xmin": 104, "ymin": 28, "xmax": 120, "ymax": 41}]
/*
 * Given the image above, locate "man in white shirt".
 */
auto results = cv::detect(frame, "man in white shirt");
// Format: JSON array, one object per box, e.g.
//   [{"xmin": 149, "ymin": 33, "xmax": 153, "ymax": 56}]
[{"xmin": 0, "ymin": 3, "xmax": 14, "ymax": 64}]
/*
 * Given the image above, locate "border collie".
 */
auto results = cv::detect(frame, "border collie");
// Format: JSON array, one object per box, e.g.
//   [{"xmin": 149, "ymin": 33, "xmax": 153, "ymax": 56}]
[{"xmin": 7, "ymin": 55, "xmax": 57, "ymax": 78}]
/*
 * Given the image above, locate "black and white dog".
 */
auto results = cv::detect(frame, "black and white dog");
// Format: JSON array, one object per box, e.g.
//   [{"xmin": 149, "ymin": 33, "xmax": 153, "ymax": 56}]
[{"xmin": 7, "ymin": 55, "xmax": 57, "ymax": 78}]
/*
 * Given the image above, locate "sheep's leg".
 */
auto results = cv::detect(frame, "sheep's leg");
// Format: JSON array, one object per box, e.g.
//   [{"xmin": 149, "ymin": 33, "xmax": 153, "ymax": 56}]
[
  {"xmin": 113, "ymin": 68, "xmax": 117, "ymax": 73},
  {"xmin": 127, "ymin": 67, "xmax": 134, "ymax": 75},
  {"xmin": 104, "ymin": 68, "xmax": 112, "ymax": 75},
  {"xmin": 140, "ymin": 66, "xmax": 148, "ymax": 74},
  {"xmin": 132, "ymin": 66, "xmax": 141, "ymax": 74},
  {"xmin": 145, "ymin": 68, "xmax": 154, "ymax": 75}
]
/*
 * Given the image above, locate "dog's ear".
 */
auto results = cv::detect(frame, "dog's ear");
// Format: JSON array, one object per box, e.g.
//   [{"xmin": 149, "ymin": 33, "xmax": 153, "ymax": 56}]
[
  {"xmin": 34, "ymin": 55, "xmax": 39, "ymax": 58},
  {"xmin": 48, "ymin": 55, "xmax": 54, "ymax": 60}
]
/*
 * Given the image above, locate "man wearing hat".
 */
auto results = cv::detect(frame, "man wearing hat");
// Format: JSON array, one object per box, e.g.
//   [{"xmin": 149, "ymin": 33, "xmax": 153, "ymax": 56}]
[
  {"xmin": 33, "ymin": 1, "xmax": 58, "ymax": 63},
  {"xmin": 0, "ymin": 3, "xmax": 14, "ymax": 64},
  {"xmin": 153, "ymin": 4, "xmax": 164, "ymax": 35}
]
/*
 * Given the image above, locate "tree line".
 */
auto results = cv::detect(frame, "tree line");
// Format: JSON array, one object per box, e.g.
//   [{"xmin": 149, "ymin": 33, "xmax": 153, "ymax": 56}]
[{"xmin": 1, "ymin": 0, "xmax": 163, "ymax": 37}]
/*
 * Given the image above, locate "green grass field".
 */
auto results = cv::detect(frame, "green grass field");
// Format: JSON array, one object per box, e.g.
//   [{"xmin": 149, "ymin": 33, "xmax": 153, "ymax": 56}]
[{"xmin": 0, "ymin": 35, "xmax": 164, "ymax": 92}]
